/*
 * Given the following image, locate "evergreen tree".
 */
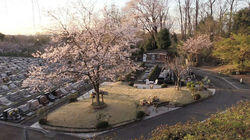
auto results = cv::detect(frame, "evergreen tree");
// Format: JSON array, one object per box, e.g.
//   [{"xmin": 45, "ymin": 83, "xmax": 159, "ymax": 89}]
[
  {"xmin": 143, "ymin": 36, "xmax": 157, "ymax": 51},
  {"xmin": 0, "ymin": 32, "xmax": 5, "ymax": 41},
  {"xmin": 232, "ymin": 7, "xmax": 250, "ymax": 35},
  {"xmin": 157, "ymin": 28, "xmax": 171, "ymax": 50}
]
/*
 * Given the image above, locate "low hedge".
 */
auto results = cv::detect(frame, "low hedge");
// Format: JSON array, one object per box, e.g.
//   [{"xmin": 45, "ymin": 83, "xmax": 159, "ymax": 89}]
[
  {"xmin": 96, "ymin": 121, "xmax": 109, "ymax": 129},
  {"xmin": 68, "ymin": 93, "xmax": 79, "ymax": 103},
  {"xmin": 148, "ymin": 65, "xmax": 161, "ymax": 81},
  {"xmin": 122, "ymin": 62, "xmax": 146, "ymax": 82},
  {"xmin": 136, "ymin": 111, "xmax": 146, "ymax": 120},
  {"xmin": 150, "ymin": 101, "xmax": 250, "ymax": 140},
  {"xmin": 128, "ymin": 81, "xmax": 134, "ymax": 86},
  {"xmin": 39, "ymin": 118, "xmax": 48, "ymax": 125},
  {"xmin": 161, "ymin": 84, "xmax": 168, "ymax": 88},
  {"xmin": 193, "ymin": 94, "xmax": 201, "ymax": 100}
]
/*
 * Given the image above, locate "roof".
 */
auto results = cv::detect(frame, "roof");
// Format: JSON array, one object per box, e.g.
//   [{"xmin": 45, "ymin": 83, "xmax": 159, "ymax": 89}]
[{"xmin": 145, "ymin": 49, "xmax": 168, "ymax": 54}]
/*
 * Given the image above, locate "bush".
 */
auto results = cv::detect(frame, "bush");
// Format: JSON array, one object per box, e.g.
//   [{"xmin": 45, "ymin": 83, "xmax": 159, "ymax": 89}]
[
  {"xmin": 186, "ymin": 81, "xmax": 194, "ymax": 88},
  {"xmin": 128, "ymin": 81, "xmax": 134, "ymax": 86},
  {"xmin": 36, "ymin": 107, "xmax": 48, "ymax": 117},
  {"xmin": 68, "ymin": 93, "xmax": 78, "ymax": 103},
  {"xmin": 161, "ymin": 84, "xmax": 168, "ymax": 88},
  {"xmin": 136, "ymin": 111, "xmax": 146, "ymax": 119},
  {"xmin": 39, "ymin": 118, "xmax": 48, "ymax": 125},
  {"xmin": 69, "ymin": 97, "xmax": 77, "ymax": 103},
  {"xmin": 193, "ymin": 94, "xmax": 201, "ymax": 100},
  {"xmin": 96, "ymin": 121, "xmax": 109, "ymax": 129},
  {"xmin": 148, "ymin": 65, "xmax": 161, "ymax": 81}
]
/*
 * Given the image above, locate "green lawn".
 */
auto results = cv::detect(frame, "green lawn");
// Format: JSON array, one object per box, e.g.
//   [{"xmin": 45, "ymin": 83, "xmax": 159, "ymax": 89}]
[{"xmin": 46, "ymin": 82, "xmax": 211, "ymax": 128}]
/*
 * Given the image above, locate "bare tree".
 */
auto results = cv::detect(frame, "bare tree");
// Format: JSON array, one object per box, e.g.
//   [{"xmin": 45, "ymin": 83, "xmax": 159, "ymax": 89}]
[
  {"xmin": 178, "ymin": 0, "xmax": 185, "ymax": 40},
  {"xmin": 125, "ymin": 0, "xmax": 170, "ymax": 46},
  {"xmin": 167, "ymin": 57, "xmax": 187, "ymax": 90},
  {"xmin": 227, "ymin": 0, "xmax": 236, "ymax": 34},
  {"xmin": 185, "ymin": 0, "xmax": 192, "ymax": 37},
  {"xmin": 218, "ymin": 0, "xmax": 228, "ymax": 36},
  {"xmin": 195, "ymin": 0, "xmax": 199, "ymax": 31},
  {"xmin": 208, "ymin": 0, "xmax": 216, "ymax": 18}
]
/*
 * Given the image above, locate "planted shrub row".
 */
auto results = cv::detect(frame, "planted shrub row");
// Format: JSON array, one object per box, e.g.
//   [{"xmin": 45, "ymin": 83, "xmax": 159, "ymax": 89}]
[
  {"xmin": 122, "ymin": 62, "xmax": 146, "ymax": 82},
  {"xmin": 96, "ymin": 121, "xmax": 109, "ymax": 129},
  {"xmin": 136, "ymin": 111, "xmax": 146, "ymax": 120},
  {"xmin": 148, "ymin": 65, "xmax": 161, "ymax": 81}
]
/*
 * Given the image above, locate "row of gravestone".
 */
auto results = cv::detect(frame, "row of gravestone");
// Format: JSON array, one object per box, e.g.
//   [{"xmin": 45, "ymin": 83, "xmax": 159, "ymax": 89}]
[
  {"xmin": 0, "ymin": 57, "xmax": 43, "ymax": 96},
  {"xmin": 0, "ymin": 56, "xmax": 89, "ymax": 122},
  {"xmin": 0, "ymin": 80, "xmax": 88, "ymax": 122}
]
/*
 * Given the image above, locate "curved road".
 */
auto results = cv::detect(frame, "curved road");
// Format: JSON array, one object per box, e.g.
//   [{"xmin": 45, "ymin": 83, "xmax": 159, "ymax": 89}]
[{"xmin": 0, "ymin": 69, "xmax": 249, "ymax": 140}]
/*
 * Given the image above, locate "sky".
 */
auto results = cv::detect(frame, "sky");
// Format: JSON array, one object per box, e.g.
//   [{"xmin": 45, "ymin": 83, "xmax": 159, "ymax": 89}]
[
  {"xmin": 0, "ymin": 0, "xmax": 247, "ymax": 35},
  {"xmin": 0, "ymin": 0, "xmax": 130, "ymax": 35}
]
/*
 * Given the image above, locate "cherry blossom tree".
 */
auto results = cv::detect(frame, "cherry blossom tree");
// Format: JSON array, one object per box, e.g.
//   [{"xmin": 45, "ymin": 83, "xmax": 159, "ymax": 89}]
[
  {"xmin": 181, "ymin": 34, "xmax": 212, "ymax": 66},
  {"xmin": 23, "ymin": 3, "xmax": 139, "ymax": 106}
]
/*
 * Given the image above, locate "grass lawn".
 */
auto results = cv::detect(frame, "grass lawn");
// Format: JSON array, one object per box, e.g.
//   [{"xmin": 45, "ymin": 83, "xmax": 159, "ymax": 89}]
[{"xmin": 46, "ymin": 82, "xmax": 211, "ymax": 128}]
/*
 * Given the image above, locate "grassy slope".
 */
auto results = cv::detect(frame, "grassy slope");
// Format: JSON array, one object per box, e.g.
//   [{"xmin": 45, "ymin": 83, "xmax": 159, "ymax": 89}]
[
  {"xmin": 47, "ymin": 82, "xmax": 211, "ymax": 128},
  {"xmin": 150, "ymin": 101, "xmax": 250, "ymax": 140}
]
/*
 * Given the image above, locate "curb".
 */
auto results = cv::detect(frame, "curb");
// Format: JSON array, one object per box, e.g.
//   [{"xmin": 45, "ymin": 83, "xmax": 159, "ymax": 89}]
[{"xmin": 38, "ymin": 89, "xmax": 216, "ymax": 135}]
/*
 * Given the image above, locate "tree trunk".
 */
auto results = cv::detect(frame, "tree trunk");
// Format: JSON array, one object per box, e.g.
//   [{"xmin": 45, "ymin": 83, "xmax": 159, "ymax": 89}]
[
  {"xmin": 195, "ymin": 54, "xmax": 199, "ymax": 66},
  {"xmin": 177, "ymin": 77, "xmax": 181, "ymax": 90},
  {"xmin": 228, "ymin": 0, "xmax": 235, "ymax": 35},
  {"xmin": 94, "ymin": 84, "xmax": 100, "ymax": 105},
  {"xmin": 102, "ymin": 94, "xmax": 104, "ymax": 103},
  {"xmin": 96, "ymin": 92, "xmax": 100, "ymax": 105},
  {"xmin": 178, "ymin": 0, "xmax": 185, "ymax": 40},
  {"xmin": 195, "ymin": 0, "xmax": 199, "ymax": 31}
]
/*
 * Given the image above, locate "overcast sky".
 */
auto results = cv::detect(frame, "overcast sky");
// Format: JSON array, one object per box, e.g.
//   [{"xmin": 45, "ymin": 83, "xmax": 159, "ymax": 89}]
[
  {"xmin": 0, "ymin": 0, "xmax": 131, "ymax": 35},
  {"xmin": 0, "ymin": 0, "xmax": 248, "ymax": 35}
]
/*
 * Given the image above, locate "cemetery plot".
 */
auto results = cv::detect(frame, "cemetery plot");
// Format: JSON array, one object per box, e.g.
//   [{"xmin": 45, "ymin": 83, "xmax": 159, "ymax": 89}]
[{"xmin": 0, "ymin": 57, "xmax": 88, "ymax": 123}]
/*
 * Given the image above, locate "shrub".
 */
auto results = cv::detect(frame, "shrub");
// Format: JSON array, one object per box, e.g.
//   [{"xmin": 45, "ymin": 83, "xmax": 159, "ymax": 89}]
[
  {"xmin": 161, "ymin": 84, "xmax": 168, "ymax": 88},
  {"xmin": 96, "ymin": 121, "xmax": 109, "ymax": 129},
  {"xmin": 193, "ymin": 94, "xmax": 201, "ymax": 100},
  {"xmin": 148, "ymin": 65, "xmax": 161, "ymax": 81},
  {"xmin": 36, "ymin": 107, "xmax": 48, "ymax": 117},
  {"xmin": 186, "ymin": 81, "xmax": 194, "ymax": 88},
  {"xmin": 122, "ymin": 62, "xmax": 146, "ymax": 82},
  {"xmin": 68, "ymin": 93, "xmax": 78, "ymax": 103},
  {"xmin": 128, "ymin": 81, "xmax": 134, "ymax": 86},
  {"xmin": 39, "ymin": 118, "xmax": 48, "ymax": 125},
  {"xmin": 69, "ymin": 97, "xmax": 77, "ymax": 103},
  {"xmin": 125, "ymin": 73, "xmax": 132, "ymax": 82},
  {"xmin": 136, "ymin": 111, "xmax": 146, "ymax": 119},
  {"xmin": 150, "ymin": 101, "xmax": 249, "ymax": 140}
]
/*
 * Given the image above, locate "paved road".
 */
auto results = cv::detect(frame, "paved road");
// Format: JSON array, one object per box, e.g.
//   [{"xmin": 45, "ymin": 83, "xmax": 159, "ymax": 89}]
[{"xmin": 0, "ymin": 69, "xmax": 249, "ymax": 140}]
